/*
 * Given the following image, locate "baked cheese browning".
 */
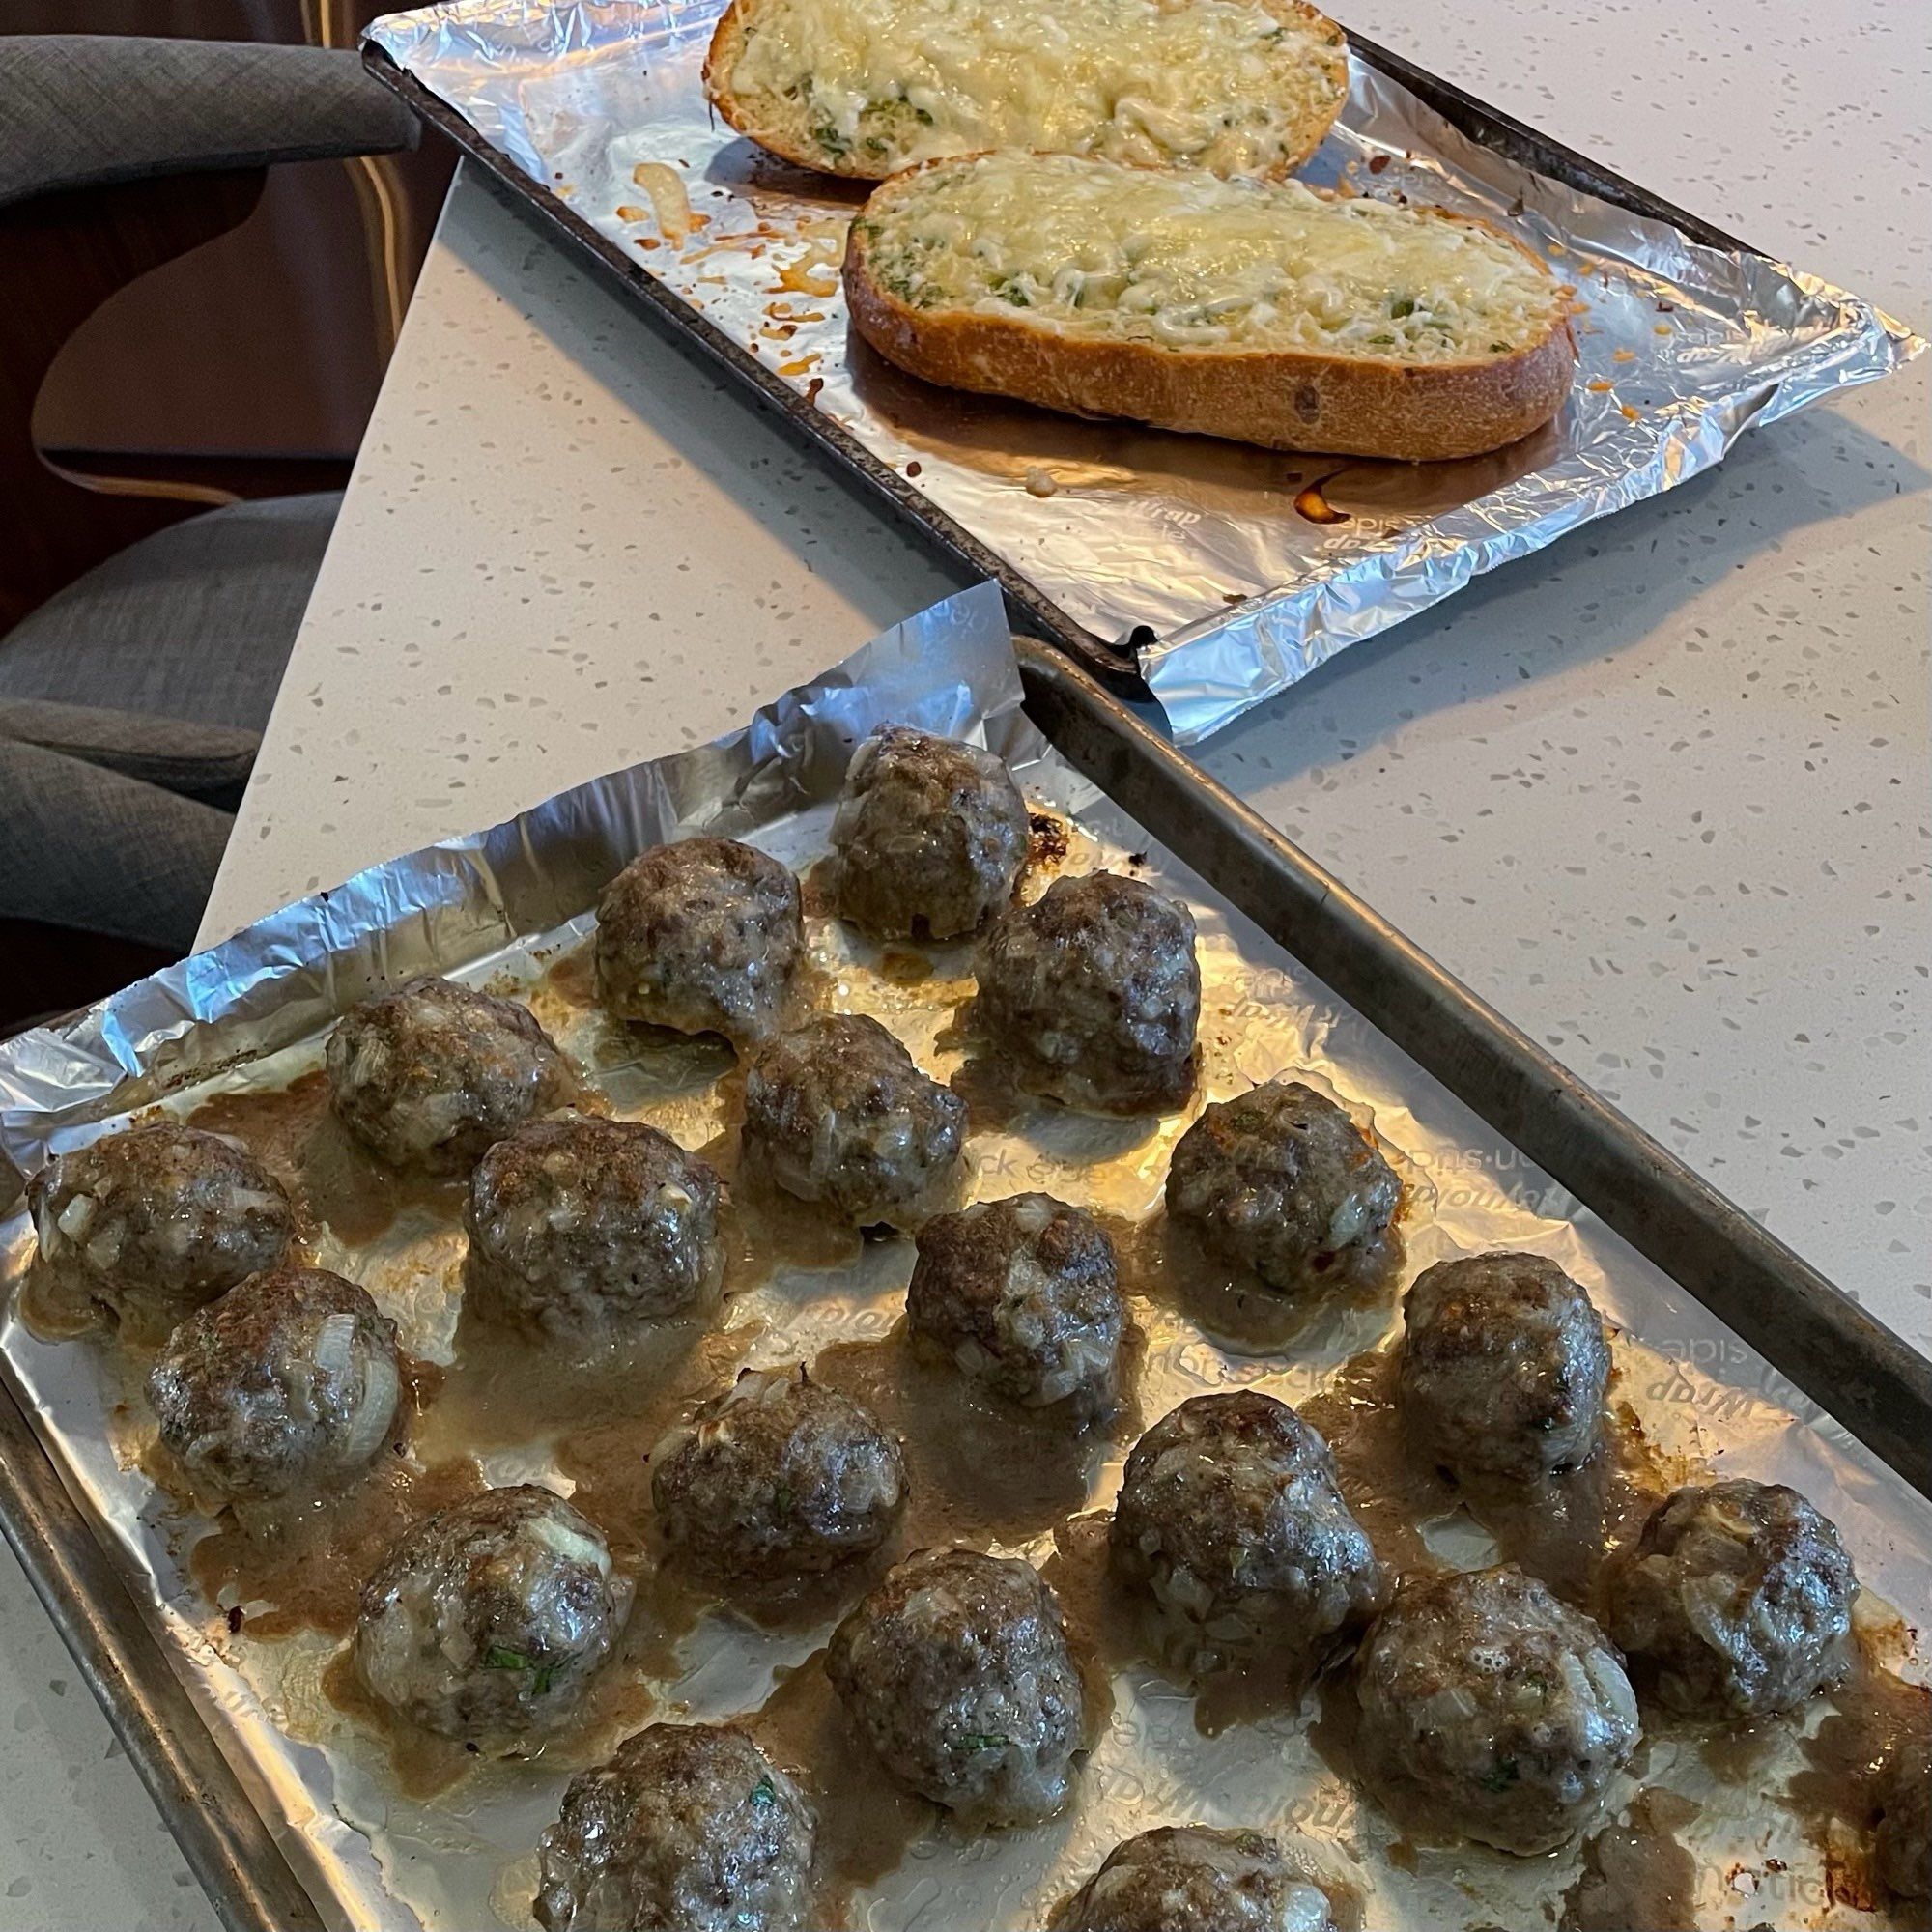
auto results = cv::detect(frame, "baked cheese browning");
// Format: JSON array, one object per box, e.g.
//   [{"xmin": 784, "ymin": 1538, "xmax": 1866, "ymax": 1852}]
[
  {"xmin": 707, "ymin": 0, "xmax": 1348, "ymax": 182},
  {"xmin": 852, "ymin": 152, "xmax": 1566, "ymax": 363}
]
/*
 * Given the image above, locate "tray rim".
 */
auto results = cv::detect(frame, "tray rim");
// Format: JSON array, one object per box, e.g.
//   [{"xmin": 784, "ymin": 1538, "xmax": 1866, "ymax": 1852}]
[{"xmin": 357, "ymin": 14, "xmax": 1776, "ymax": 688}]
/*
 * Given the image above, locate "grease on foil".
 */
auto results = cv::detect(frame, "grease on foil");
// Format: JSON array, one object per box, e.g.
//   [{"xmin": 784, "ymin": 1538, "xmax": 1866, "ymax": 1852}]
[
  {"xmin": 2, "ymin": 582, "xmax": 1928, "ymax": 1932},
  {"xmin": 361, "ymin": 0, "xmax": 1920, "ymax": 742}
]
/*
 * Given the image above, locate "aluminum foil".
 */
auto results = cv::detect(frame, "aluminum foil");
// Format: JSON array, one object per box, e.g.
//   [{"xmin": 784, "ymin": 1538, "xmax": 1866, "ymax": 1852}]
[
  {"xmin": 3, "ymin": 582, "xmax": 1928, "ymax": 1932},
  {"xmin": 362, "ymin": 0, "xmax": 1922, "ymax": 742}
]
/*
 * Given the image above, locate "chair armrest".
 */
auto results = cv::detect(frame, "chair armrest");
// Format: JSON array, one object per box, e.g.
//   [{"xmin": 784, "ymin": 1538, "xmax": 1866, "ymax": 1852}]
[
  {"xmin": 0, "ymin": 37, "xmax": 419, "ymax": 211},
  {"xmin": 0, "ymin": 697, "xmax": 259, "ymax": 809}
]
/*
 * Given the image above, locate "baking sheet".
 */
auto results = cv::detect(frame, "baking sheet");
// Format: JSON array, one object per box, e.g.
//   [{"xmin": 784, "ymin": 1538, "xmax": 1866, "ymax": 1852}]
[
  {"xmin": 360, "ymin": 0, "xmax": 1922, "ymax": 743},
  {"xmin": 2, "ymin": 582, "xmax": 1928, "ymax": 1932}
]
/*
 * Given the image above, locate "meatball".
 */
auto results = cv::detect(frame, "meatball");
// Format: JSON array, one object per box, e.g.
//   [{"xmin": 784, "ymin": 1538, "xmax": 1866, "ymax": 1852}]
[
  {"xmin": 976, "ymin": 872, "xmax": 1199, "ymax": 1115},
  {"xmin": 326, "ymin": 974, "xmax": 572, "ymax": 1175},
  {"xmin": 1053, "ymin": 1826, "xmax": 1337, "ymax": 1932},
  {"xmin": 828, "ymin": 724, "xmax": 1029, "ymax": 941},
  {"xmin": 650, "ymin": 1365, "xmax": 906, "ymax": 1581},
  {"xmin": 1165, "ymin": 1079, "xmax": 1401, "ymax": 1294},
  {"xmin": 146, "ymin": 1264, "xmax": 399, "ymax": 1506},
  {"xmin": 1604, "ymin": 1480, "xmax": 1856, "ymax": 1718},
  {"xmin": 354, "ymin": 1485, "xmax": 623, "ymax": 1747},
  {"xmin": 1111, "ymin": 1392, "xmax": 1384, "ymax": 1677},
  {"xmin": 826, "ymin": 1545, "xmax": 1084, "ymax": 1823},
  {"xmin": 1875, "ymin": 1735, "xmax": 1930, "ymax": 1901},
  {"xmin": 1398, "ymin": 1252, "xmax": 1611, "ymax": 1485},
  {"xmin": 1354, "ymin": 1564, "xmax": 1639, "ymax": 1855},
  {"xmin": 26, "ymin": 1120, "xmax": 294, "ymax": 1335},
  {"xmin": 594, "ymin": 837, "xmax": 804, "ymax": 1043},
  {"xmin": 907, "ymin": 1194, "xmax": 1124, "ymax": 1425},
  {"xmin": 741, "ymin": 1013, "xmax": 966, "ymax": 1226},
  {"xmin": 534, "ymin": 1723, "xmax": 815, "ymax": 1932},
  {"xmin": 465, "ymin": 1114, "xmax": 724, "ymax": 1335}
]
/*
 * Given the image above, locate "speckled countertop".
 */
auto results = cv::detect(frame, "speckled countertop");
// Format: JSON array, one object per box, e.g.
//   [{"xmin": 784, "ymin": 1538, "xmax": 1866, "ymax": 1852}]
[{"xmin": 4, "ymin": 1, "xmax": 1925, "ymax": 1924}]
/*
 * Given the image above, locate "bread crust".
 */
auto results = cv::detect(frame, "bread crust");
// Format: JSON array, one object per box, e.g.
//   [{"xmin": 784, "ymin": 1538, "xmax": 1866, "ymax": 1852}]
[
  {"xmin": 843, "ymin": 163, "xmax": 1577, "ymax": 462},
  {"xmin": 703, "ymin": 0, "xmax": 1347, "ymax": 184}
]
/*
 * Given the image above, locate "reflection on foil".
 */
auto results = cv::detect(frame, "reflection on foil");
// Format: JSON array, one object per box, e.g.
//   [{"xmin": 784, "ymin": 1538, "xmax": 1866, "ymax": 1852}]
[
  {"xmin": 1, "ymin": 582, "xmax": 1928, "ymax": 1932},
  {"xmin": 364, "ymin": 0, "xmax": 1920, "ymax": 739}
]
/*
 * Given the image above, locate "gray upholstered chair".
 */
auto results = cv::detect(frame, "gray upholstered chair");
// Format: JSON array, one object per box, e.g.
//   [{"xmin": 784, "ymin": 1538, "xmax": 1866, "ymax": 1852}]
[{"xmin": 0, "ymin": 37, "xmax": 419, "ymax": 1001}]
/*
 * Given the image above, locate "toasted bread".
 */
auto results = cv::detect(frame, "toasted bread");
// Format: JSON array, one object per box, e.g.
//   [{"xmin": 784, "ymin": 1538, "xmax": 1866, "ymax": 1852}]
[
  {"xmin": 843, "ymin": 152, "xmax": 1577, "ymax": 461},
  {"xmin": 704, "ymin": 0, "xmax": 1348, "ymax": 183}
]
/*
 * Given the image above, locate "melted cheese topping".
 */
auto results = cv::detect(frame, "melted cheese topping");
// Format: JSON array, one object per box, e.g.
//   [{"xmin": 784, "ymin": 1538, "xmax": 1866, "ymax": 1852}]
[
  {"xmin": 723, "ymin": 0, "xmax": 1347, "ymax": 177},
  {"xmin": 856, "ymin": 152, "xmax": 1563, "ymax": 359}
]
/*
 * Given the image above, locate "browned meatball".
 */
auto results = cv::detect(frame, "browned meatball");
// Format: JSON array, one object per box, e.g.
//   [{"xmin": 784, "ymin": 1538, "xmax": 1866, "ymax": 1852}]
[
  {"xmin": 907, "ymin": 1194, "xmax": 1124, "ymax": 1425},
  {"xmin": 146, "ymin": 1264, "xmax": 399, "ymax": 1506},
  {"xmin": 1354, "ymin": 1565, "xmax": 1639, "ymax": 1855},
  {"xmin": 650, "ymin": 1365, "xmax": 906, "ymax": 1581},
  {"xmin": 595, "ymin": 837, "xmax": 804, "ymax": 1043},
  {"xmin": 1875, "ymin": 1734, "xmax": 1930, "ymax": 1902},
  {"xmin": 1604, "ymin": 1480, "xmax": 1856, "ymax": 1717},
  {"xmin": 828, "ymin": 724, "xmax": 1029, "ymax": 940},
  {"xmin": 742, "ymin": 1013, "xmax": 966, "ymax": 1226},
  {"xmin": 977, "ymin": 872, "xmax": 1199, "ymax": 1115},
  {"xmin": 827, "ymin": 1546, "xmax": 1084, "ymax": 1823},
  {"xmin": 1111, "ymin": 1392, "xmax": 1384, "ymax": 1677},
  {"xmin": 1165, "ymin": 1079, "xmax": 1401, "ymax": 1293},
  {"xmin": 27, "ymin": 1120, "xmax": 294, "ymax": 1337},
  {"xmin": 534, "ymin": 1723, "xmax": 816, "ymax": 1932},
  {"xmin": 1052, "ymin": 1826, "xmax": 1339, "ymax": 1932},
  {"xmin": 465, "ymin": 1114, "xmax": 724, "ymax": 1336},
  {"xmin": 1398, "ymin": 1252, "xmax": 1611, "ymax": 1485},
  {"xmin": 354, "ymin": 1486, "xmax": 623, "ymax": 1747},
  {"xmin": 327, "ymin": 975, "xmax": 572, "ymax": 1175}
]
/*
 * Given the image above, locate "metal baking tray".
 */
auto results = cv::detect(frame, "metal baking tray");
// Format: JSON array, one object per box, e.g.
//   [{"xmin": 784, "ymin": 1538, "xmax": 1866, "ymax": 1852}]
[
  {"xmin": 358, "ymin": 1, "xmax": 1918, "ymax": 738},
  {"xmin": 2, "ymin": 611, "xmax": 1928, "ymax": 1932}
]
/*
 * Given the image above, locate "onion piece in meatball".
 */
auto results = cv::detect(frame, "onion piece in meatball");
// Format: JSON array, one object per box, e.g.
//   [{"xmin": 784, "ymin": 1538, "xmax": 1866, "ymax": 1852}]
[
  {"xmin": 741, "ymin": 1013, "xmax": 966, "ymax": 1227},
  {"xmin": 828, "ymin": 725, "xmax": 1029, "ymax": 941},
  {"xmin": 1398, "ymin": 1251, "xmax": 1611, "ymax": 1486},
  {"xmin": 1111, "ymin": 1391, "xmax": 1384, "ymax": 1680},
  {"xmin": 534, "ymin": 1722, "xmax": 816, "ymax": 1932},
  {"xmin": 826, "ymin": 1545, "xmax": 1084, "ymax": 1824},
  {"xmin": 1052, "ymin": 1826, "xmax": 1338, "ymax": 1932},
  {"xmin": 354, "ymin": 1485, "xmax": 624, "ymax": 1748},
  {"xmin": 1354, "ymin": 1564, "xmax": 1639, "ymax": 1855},
  {"xmin": 465, "ymin": 1114, "xmax": 724, "ymax": 1336},
  {"xmin": 1165, "ymin": 1079, "xmax": 1401, "ymax": 1294},
  {"xmin": 976, "ymin": 871, "xmax": 1200, "ymax": 1115},
  {"xmin": 147, "ymin": 1264, "xmax": 399, "ymax": 1506},
  {"xmin": 595, "ymin": 836, "xmax": 804, "ymax": 1043},
  {"xmin": 650, "ymin": 1365, "xmax": 906, "ymax": 1582},
  {"xmin": 907, "ymin": 1194, "xmax": 1124, "ymax": 1426},
  {"xmin": 27, "ymin": 1120, "xmax": 295, "ymax": 1338},
  {"xmin": 1604, "ymin": 1479, "xmax": 1856, "ymax": 1717},
  {"xmin": 327, "ymin": 975, "xmax": 573, "ymax": 1175}
]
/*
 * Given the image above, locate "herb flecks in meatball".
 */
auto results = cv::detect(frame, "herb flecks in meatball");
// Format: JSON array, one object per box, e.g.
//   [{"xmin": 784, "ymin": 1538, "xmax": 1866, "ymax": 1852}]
[
  {"xmin": 534, "ymin": 1722, "xmax": 815, "ymax": 1932},
  {"xmin": 1053, "ymin": 1826, "xmax": 1338, "ymax": 1932},
  {"xmin": 147, "ymin": 1264, "xmax": 399, "ymax": 1506},
  {"xmin": 327, "ymin": 975, "xmax": 572, "ymax": 1175},
  {"xmin": 977, "ymin": 871, "xmax": 1200, "ymax": 1115},
  {"xmin": 829, "ymin": 725, "xmax": 1029, "ymax": 941},
  {"xmin": 908, "ymin": 1194, "xmax": 1124, "ymax": 1426},
  {"xmin": 354, "ymin": 1485, "xmax": 623, "ymax": 1748},
  {"xmin": 827, "ymin": 1545, "xmax": 1084, "ymax": 1824},
  {"xmin": 1354, "ymin": 1564, "xmax": 1639, "ymax": 1855},
  {"xmin": 1166, "ymin": 1079, "xmax": 1401, "ymax": 1294},
  {"xmin": 27, "ymin": 1120, "xmax": 294, "ymax": 1337},
  {"xmin": 1605, "ymin": 1479, "xmax": 1856, "ymax": 1718},
  {"xmin": 1112, "ymin": 1392, "xmax": 1384, "ymax": 1680},
  {"xmin": 742, "ymin": 1013, "xmax": 966, "ymax": 1227},
  {"xmin": 466, "ymin": 1114, "xmax": 724, "ymax": 1336},
  {"xmin": 651, "ymin": 1365, "xmax": 906, "ymax": 1582},
  {"xmin": 595, "ymin": 837, "xmax": 805, "ymax": 1043},
  {"xmin": 1399, "ymin": 1251, "xmax": 1611, "ymax": 1486}
]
